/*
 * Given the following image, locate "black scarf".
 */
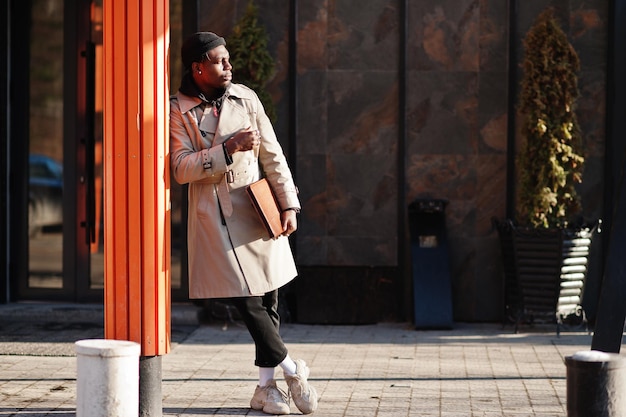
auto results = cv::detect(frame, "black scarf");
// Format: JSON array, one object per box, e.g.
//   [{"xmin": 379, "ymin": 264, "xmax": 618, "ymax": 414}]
[{"xmin": 179, "ymin": 72, "xmax": 228, "ymax": 112}]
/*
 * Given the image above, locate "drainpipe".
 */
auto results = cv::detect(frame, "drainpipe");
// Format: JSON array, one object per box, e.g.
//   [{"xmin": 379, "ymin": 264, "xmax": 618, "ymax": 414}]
[{"xmin": 506, "ymin": 0, "xmax": 517, "ymax": 220}]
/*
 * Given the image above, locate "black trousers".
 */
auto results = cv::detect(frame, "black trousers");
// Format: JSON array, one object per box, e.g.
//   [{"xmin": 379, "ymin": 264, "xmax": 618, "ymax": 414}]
[{"xmin": 230, "ymin": 290, "xmax": 289, "ymax": 368}]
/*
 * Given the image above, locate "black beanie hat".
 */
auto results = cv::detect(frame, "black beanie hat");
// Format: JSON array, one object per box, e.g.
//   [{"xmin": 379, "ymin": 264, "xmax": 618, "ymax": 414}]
[{"xmin": 181, "ymin": 32, "xmax": 226, "ymax": 69}]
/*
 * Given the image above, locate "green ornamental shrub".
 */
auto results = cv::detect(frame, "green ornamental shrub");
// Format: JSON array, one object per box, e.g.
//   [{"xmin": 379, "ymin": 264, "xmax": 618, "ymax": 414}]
[
  {"xmin": 517, "ymin": 8, "xmax": 584, "ymax": 229},
  {"xmin": 228, "ymin": 0, "xmax": 277, "ymax": 123}
]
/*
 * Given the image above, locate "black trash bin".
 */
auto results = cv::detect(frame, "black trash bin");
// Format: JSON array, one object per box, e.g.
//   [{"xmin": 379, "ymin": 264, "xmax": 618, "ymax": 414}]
[{"xmin": 408, "ymin": 199, "xmax": 453, "ymax": 329}]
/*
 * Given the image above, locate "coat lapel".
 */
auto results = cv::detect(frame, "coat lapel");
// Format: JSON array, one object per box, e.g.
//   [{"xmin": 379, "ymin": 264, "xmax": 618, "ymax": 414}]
[{"xmin": 213, "ymin": 95, "xmax": 250, "ymax": 146}]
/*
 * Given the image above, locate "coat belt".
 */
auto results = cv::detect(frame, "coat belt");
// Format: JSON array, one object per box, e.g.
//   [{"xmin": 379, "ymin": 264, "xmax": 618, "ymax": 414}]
[{"xmin": 192, "ymin": 172, "xmax": 234, "ymax": 217}]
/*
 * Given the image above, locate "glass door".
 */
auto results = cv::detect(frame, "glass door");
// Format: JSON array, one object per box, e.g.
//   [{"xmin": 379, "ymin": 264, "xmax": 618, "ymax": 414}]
[
  {"xmin": 21, "ymin": 0, "xmax": 100, "ymax": 300},
  {"xmin": 27, "ymin": 0, "xmax": 65, "ymax": 290},
  {"xmin": 88, "ymin": 0, "xmax": 104, "ymax": 291},
  {"xmin": 18, "ymin": 0, "xmax": 187, "ymax": 302}
]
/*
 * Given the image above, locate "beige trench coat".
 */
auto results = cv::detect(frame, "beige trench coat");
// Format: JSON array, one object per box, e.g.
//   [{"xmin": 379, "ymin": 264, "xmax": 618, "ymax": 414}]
[{"xmin": 170, "ymin": 83, "xmax": 301, "ymax": 299}]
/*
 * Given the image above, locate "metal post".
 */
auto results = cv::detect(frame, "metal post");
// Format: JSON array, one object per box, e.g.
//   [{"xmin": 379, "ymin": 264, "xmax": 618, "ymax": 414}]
[
  {"xmin": 140, "ymin": 356, "xmax": 163, "ymax": 417},
  {"xmin": 591, "ymin": 0, "xmax": 626, "ymax": 354}
]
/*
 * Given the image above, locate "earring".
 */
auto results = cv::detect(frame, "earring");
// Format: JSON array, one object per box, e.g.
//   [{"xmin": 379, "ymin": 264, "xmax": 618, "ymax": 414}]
[{"xmin": 198, "ymin": 70, "xmax": 202, "ymax": 74}]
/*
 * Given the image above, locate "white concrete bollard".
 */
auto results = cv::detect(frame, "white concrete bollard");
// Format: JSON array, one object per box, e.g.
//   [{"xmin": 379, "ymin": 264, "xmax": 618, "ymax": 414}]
[{"xmin": 75, "ymin": 339, "xmax": 141, "ymax": 417}]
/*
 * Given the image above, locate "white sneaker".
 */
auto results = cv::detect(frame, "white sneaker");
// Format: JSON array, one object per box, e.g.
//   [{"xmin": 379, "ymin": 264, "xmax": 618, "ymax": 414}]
[
  {"xmin": 285, "ymin": 359, "xmax": 318, "ymax": 414},
  {"xmin": 250, "ymin": 379, "xmax": 291, "ymax": 415}
]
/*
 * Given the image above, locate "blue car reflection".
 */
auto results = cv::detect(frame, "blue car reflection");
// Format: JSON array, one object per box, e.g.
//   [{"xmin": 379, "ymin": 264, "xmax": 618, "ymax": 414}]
[{"xmin": 29, "ymin": 154, "xmax": 63, "ymax": 236}]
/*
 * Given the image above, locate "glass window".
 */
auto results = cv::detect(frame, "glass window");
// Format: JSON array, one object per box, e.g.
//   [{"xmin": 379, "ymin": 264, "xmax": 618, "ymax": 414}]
[{"xmin": 28, "ymin": 0, "xmax": 64, "ymax": 289}]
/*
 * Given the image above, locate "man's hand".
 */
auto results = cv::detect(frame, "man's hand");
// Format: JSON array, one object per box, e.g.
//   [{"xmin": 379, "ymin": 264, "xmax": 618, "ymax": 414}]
[
  {"xmin": 281, "ymin": 210, "xmax": 298, "ymax": 237},
  {"xmin": 225, "ymin": 127, "xmax": 260, "ymax": 154}
]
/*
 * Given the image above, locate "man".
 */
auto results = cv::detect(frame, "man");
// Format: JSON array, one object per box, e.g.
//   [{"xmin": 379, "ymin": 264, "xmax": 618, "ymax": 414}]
[{"xmin": 170, "ymin": 32, "xmax": 318, "ymax": 415}]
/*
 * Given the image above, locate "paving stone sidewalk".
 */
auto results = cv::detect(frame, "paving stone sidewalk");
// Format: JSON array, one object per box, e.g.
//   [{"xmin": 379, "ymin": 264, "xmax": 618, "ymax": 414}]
[{"xmin": 0, "ymin": 303, "xmax": 613, "ymax": 416}]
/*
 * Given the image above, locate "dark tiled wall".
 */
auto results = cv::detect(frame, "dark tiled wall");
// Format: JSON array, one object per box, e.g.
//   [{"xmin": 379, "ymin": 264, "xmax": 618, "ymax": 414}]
[
  {"xmin": 195, "ymin": 0, "xmax": 608, "ymax": 322},
  {"xmin": 404, "ymin": 1, "xmax": 508, "ymax": 320},
  {"xmin": 297, "ymin": 0, "xmax": 400, "ymax": 267}
]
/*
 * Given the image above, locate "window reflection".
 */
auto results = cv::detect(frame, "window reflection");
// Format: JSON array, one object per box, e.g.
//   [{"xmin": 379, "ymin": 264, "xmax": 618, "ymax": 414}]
[
  {"xmin": 89, "ymin": 0, "xmax": 104, "ymax": 289},
  {"xmin": 28, "ymin": 0, "xmax": 64, "ymax": 289}
]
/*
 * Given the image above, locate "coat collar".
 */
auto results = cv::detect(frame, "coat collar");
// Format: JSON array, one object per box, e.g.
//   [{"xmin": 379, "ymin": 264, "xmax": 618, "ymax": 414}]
[{"xmin": 175, "ymin": 83, "xmax": 255, "ymax": 115}]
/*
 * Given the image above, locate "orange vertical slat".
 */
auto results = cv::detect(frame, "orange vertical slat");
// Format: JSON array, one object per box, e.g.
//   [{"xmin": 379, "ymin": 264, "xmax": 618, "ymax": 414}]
[
  {"xmin": 125, "ymin": 0, "xmax": 143, "ymax": 346},
  {"xmin": 154, "ymin": 0, "xmax": 171, "ymax": 351},
  {"xmin": 103, "ymin": 0, "xmax": 171, "ymax": 356},
  {"xmin": 141, "ymin": 0, "xmax": 156, "ymax": 352},
  {"xmin": 161, "ymin": 0, "xmax": 172, "ymax": 351},
  {"xmin": 112, "ymin": 0, "xmax": 129, "ymax": 341},
  {"xmin": 103, "ymin": 0, "xmax": 113, "ymax": 339}
]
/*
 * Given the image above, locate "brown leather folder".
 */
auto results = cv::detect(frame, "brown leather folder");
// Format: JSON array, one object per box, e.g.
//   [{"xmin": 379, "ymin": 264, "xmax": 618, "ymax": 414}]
[{"xmin": 246, "ymin": 178, "xmax": 283, "ymax": 239}]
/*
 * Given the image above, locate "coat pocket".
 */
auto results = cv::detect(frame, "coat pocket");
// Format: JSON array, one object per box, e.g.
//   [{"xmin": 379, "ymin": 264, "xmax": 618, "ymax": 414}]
[{"xmin": 192, "ymin": 183, "xmax": 218, "ymax": 218}]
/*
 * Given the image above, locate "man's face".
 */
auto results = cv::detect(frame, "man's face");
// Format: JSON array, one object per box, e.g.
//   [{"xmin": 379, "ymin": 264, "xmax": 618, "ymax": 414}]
[{"xmin": 199, "ymin": 45, "xmax": 232, "ymax": 89}]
